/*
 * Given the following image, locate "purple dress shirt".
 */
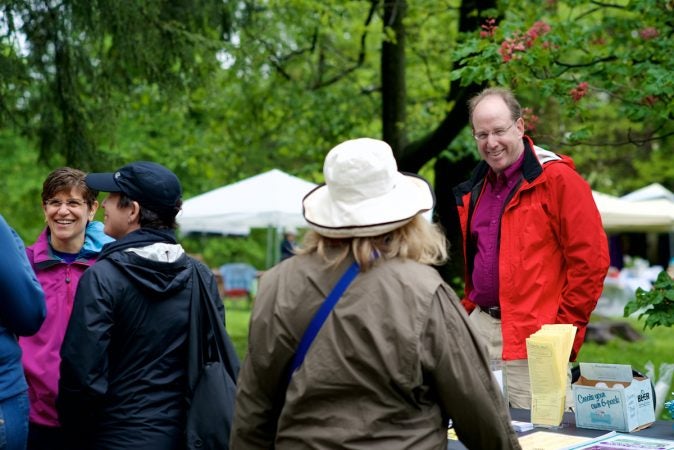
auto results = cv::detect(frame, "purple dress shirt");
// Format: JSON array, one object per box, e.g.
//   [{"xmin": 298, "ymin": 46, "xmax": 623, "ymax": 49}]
[{"xmin": 469, "ymin": 152, "xmax": 524, "ymax": 308}]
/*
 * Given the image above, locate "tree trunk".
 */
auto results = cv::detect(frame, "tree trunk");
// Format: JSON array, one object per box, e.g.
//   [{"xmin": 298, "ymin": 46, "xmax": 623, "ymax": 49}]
[
  {"xmin": 380, "ymin": 0, "xmax": 496, "ymax": 283},
  {"xmin": 381, "ymin": 0, "xmax": 407, "ymax": 153}
]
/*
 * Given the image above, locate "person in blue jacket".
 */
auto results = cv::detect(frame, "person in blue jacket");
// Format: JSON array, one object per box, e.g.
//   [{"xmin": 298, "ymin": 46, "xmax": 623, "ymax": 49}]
[{"xmin": 0, "ymin": 214, "xmax": 46, "ymax": 450}]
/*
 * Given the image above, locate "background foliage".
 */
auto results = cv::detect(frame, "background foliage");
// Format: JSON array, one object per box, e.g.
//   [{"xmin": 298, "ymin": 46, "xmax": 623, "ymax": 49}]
[
  {"xmin": 1, "ymin": 0, "xmax": 673, "ymax": 270},
  {"xmin": 1, "ymin": 0, "xmax": 672, "ymax": 422}
]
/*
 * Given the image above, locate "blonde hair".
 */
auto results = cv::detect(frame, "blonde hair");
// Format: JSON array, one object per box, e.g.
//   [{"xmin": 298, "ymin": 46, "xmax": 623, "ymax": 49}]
[{"xmin": 297, "ymin": 215, "xmax": 449, "ymax": 271}]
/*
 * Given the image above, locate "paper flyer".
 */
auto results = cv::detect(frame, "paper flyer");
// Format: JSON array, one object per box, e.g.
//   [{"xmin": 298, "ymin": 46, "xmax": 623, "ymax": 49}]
[
  {"xmin": 563, "ymin": 432, "xmax": 674, "ymax": 449},
  {"xmin": 527, "ymin": 324, "xmax": 577, "ymax": 427}
]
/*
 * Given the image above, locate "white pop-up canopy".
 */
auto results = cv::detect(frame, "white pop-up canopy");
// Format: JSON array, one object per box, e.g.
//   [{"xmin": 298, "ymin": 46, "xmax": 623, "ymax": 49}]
[
  {"xmin": 592, "ymin": 191, "xmax": 673, "ymax": 233},
  {"xmin": 178, "ymin": 169, "xmax": 317, "ymax": 236},
  {"xmin": 620, "ymin": 183, "xmax": 674, "ymax": 260},
  {"xmin": 177, "ymin": 169, "xmax": 318, "ymax": 267},
  {"xmin": 621, "ymin": 182, "xmax": 674, "ymax": 203},
  {"xmin": 620, "ymin": 183, "xmax": 674, "ymax": 228}
]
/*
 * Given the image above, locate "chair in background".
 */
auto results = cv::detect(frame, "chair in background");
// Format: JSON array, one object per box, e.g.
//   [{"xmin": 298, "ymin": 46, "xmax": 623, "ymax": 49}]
[{"xmin": 219, "ymin": 263, "xmax": 258, "ymax": 309}]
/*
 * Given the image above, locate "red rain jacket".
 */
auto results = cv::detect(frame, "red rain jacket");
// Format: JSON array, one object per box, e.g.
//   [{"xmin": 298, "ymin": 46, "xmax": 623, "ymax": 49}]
[{"xmin": 453, "ymin": 137, "xmax": 609, "ymax": 361}]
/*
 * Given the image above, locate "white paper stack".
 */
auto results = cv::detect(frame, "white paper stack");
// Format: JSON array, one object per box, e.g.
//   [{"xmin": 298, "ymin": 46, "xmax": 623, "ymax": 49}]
[{"xmin": 511, "ymin": 420, "xmax": 534, "ymax": 432}]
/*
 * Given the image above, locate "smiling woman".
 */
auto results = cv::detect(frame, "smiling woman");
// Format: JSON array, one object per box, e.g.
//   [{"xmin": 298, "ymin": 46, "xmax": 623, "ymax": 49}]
[
  {"xmin": 43, "ymin": 193, "xmax": 93, "ymax": 254},
  {"xmin": 19, "ymin": 167, "xmax": 113, "ymax": 450}
]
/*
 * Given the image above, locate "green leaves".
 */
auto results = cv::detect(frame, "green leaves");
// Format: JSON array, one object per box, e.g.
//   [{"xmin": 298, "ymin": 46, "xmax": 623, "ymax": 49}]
[
  {"xmin": 2, "ymin": 0, "xmax": 674, "ymax": 245},
  {"xmin": 624, "ymin": 271, "xmax": 674, "ymax": 330},
  {"xmin": 1, "ymin": 0, "xmax": 230, "ymax": 168}
]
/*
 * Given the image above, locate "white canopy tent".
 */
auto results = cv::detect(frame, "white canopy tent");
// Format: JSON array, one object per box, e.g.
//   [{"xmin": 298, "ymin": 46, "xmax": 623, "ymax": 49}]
[
  {"xmin": 594, "ymin": 185, "xmax": 674, "ymax": 317},
  {"xmin": 177, "ymin": 169, "xmax": 318, "ymax": 267},
  {"xmin": 620, "ymin": 183, "xmax": 674, "ymax": 260},
  {"xmin": 619, "ymin": 183, "xmax": 674, "ymax": 229},
  {"xmin": 592, "ymin": 191, "xmax": 674, "ymax": 233},
  {"xmin": 620, "ymin": 182, "xmax": 674, "ymax": 203}
]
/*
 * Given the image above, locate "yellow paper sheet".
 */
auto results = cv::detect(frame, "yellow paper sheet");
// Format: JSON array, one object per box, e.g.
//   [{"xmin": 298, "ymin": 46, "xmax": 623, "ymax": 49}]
[{"xmin": 526, "ymin": 324, "xmax": 577, "ymax": 427}]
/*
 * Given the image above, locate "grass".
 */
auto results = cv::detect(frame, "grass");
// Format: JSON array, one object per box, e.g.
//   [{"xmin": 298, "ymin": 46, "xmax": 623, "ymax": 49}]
[
  {"xmin": 224, "ymin": 304, "xmax": 674, "ymax": 421},
  {"xmin": 224, "ymin": 303, "xmax": 252, "ymax": 361}
]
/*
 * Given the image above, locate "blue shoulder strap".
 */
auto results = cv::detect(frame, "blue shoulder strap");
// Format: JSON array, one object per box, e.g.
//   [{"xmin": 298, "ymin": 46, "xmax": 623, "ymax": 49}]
[{"xmin": 288, "ymin": 261, "xmax": 360, "ymax": 379}]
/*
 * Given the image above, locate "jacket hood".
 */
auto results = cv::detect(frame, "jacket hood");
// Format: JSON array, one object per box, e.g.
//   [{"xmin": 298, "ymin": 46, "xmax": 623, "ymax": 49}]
[
  {"xmin": 80, "ymin": 221, "xmax": 115, "ymax": 258},
  {"xmin": 100, "ymin": 228, "xmax": 192, "ymax": 298}
]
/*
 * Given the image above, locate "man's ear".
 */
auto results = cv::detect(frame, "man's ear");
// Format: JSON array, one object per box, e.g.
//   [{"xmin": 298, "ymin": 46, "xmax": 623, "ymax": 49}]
[
  {"xmin": 129, "ymin": 201, "xmax": 141, "ymax": 224},
  {"xmin": 89, "ymin": 200, "xmax": 99, "ymax": 221}
]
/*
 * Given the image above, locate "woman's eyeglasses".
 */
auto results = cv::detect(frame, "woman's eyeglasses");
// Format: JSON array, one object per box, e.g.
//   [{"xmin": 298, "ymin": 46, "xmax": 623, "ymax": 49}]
[{"xmin": 45, "ymin": 199, "xmax": 86, "ymax": 209}]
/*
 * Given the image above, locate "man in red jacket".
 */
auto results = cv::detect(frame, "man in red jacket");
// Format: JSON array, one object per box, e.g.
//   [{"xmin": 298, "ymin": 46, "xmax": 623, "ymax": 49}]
[{"xmin": 453, "ymin": 87, "xmax": 610, "ymax": 409}]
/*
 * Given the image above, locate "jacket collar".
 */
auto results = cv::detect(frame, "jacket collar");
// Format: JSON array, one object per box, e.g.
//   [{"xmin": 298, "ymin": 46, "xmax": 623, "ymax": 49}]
[
  {"xmin": 521, "ymin": 136, "xmax": 543, "ymax": 183},
  {"xmin": 98, "ymin": 228, "xmax": 177, "ymax": 261}
]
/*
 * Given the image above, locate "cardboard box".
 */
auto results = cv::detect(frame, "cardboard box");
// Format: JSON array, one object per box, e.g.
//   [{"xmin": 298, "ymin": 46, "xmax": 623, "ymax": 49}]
[{"xmin": 572, "ymin": 363, "xmax": 655, "ymax": 432}]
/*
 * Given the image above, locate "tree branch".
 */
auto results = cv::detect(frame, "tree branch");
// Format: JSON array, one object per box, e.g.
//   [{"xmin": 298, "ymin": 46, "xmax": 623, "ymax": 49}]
[
  {"xmin": 309, "ymin": 1, "xmax": 376, "ymax": 89},
  {"xmin": 554, "ymin": 55, "xmax": 617, "ymax": 68},
  {"xmin": 589, "ymin": 0, "xmax": 627, "ymax": 9},
  {"xmin": 251, "ymin": 27, "xmax": 319, "ymax": 81},
  {"xmin": 562, "ymin": 126, "xmax": 674, "ymax": 148},
  {"xmin": 397, "ymin": 0, "xmax": 495, "ymax": 171},
  {"xmin": 574, "ymin": 2, "xmax": 625, "ymax": 21}
]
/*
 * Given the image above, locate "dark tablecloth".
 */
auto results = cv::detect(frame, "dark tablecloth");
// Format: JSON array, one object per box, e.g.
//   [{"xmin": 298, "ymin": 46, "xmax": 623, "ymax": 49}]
[{"xmin": 447, "ymin": 408, "xmax": 674, "ymax": 449}]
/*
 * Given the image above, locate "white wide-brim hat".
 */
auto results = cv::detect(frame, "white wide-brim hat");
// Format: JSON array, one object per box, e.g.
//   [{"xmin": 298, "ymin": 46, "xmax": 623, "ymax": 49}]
[{"xmin": 302, "ymin": 138, "xmax": 435, "ymax": 238}]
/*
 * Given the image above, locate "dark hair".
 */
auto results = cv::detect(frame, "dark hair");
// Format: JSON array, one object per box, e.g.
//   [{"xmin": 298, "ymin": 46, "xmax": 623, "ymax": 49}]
[
  {"xmin": 117, "ymin": 193, "xmax": 182, "ymax": 230},
  {"xmin": 42, "ymin": 167, "xmax": 98, "ymax": 208},
  {"xmin": 468, "ymin": 87, "xmax": 522, "ymax": 126}
]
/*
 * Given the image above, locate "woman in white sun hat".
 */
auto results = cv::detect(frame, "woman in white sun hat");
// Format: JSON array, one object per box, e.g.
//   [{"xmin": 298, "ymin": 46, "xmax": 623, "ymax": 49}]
[{"xmin": 230, "ymin": 138, "xmax": 520, "ymax": 450}]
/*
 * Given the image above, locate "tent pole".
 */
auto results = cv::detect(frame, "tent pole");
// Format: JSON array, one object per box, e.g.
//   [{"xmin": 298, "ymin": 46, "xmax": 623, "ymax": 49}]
[
  {"xmin": 266, "ymin": 226, "xmax": 273, "ymax": 269},
  {"xmin": 275, "ymin": 227, "xmax": 281, "ymax": 265}
]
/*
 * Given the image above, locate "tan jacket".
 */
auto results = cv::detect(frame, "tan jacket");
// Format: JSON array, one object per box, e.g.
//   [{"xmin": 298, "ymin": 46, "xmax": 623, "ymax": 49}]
[{"xmin": 230, "ymin": 252, "xmax": 521, "ymax": 450}]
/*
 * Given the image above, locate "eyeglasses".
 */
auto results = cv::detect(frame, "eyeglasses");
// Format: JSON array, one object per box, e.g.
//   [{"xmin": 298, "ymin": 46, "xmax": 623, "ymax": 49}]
[
  {"xmin": 45, "ymin": 199, "xmax": 86, "ymax": 209},
  {"xmin": 473, "ymin": 121, "xmax": 517, "ymax": 141}
]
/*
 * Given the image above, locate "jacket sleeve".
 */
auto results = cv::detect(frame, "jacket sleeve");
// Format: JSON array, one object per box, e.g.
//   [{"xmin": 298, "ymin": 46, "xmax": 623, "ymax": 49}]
[
  {"xmin": 455, "ymin": 188, "xmax": 478, "ymax": 316},
  {"xmin": 423, "ymin": 284, "xmax": 522, "ymax": 450},
  {"xmin": 548, "ymin": 165, "xmax": 610, "ymax": 360},
  {"xmin": 0, "ymin": 215, "xmax": 46, "ymax": 336},
  {"xmin": 57, "ymin": 264, "xmax": 114, "ymax": 447},
  {"xmin": 230, "ymin": 268, "xmax": 292, "ymax": 449}
]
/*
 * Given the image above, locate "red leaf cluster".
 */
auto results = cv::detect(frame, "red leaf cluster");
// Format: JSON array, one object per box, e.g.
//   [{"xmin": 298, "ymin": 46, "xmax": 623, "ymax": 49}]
[
  {"xmin": 499, "ymin": 21, "xmax": 551, "ymax": 62},
  {"xmin": 639, "ymin": 27, "xmax": 659, "ymax": 40},
  {"xmin": 642, "ymin": 95, "xmax": 658, "ymax": 107},
  {"xmin": 569, "ymin": 82, "xmax": 589, "ymax": 102},
  {"xmin": 480, "ymin": 18, "xmax": 497, "ymax": 38}
]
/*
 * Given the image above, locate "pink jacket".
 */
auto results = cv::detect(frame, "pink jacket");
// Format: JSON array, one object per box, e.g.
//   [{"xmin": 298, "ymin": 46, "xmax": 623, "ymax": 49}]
[{"xmin": 20, "ymin": 222, "xmax": 111, "ymax": 426}]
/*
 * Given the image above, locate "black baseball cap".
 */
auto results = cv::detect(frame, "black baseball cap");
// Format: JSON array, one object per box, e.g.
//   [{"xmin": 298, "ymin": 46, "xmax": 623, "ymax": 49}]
[{"xmin": 85, "ymin": 161, "xmax": 182, "ymax": 215}]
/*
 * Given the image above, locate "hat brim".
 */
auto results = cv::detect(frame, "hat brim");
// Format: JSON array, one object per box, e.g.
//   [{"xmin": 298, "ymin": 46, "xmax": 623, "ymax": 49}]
[
  {"xmin": 302, "ymin": 172, "xmax": 434, "ymax": 238},
  {"xmin": 85, "ymin": 173, "xmax": 122, "ymax": 192}
]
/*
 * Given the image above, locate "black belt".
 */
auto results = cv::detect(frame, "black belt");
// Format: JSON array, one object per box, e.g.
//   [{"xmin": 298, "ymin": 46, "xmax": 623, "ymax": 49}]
[{"xmin": 483, "ymin": 306, "xmax": 501, "ymax": 320}]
